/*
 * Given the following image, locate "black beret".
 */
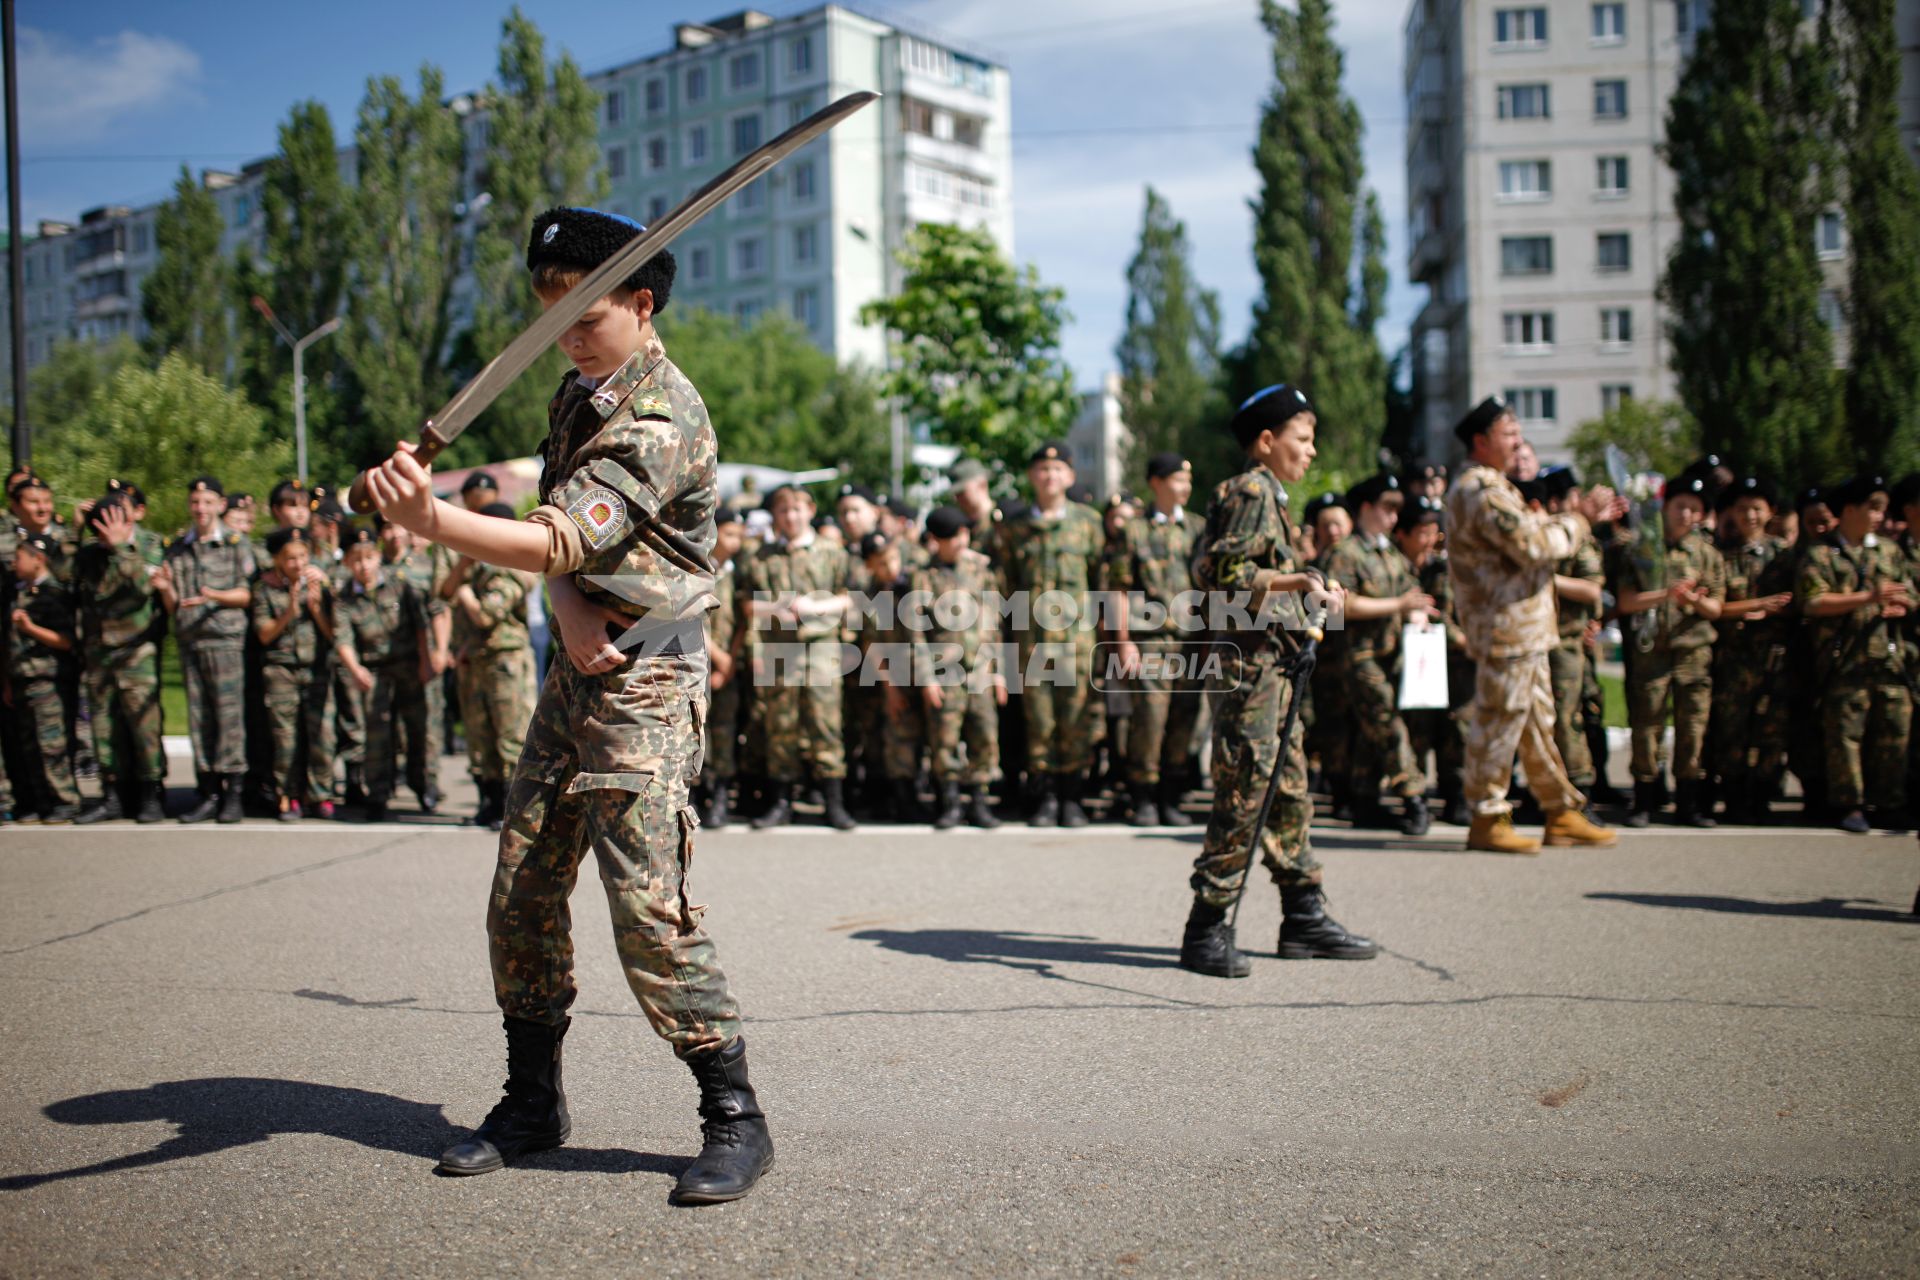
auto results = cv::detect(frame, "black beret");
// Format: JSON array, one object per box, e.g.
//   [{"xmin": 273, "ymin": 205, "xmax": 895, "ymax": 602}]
[
  {"xmin": 1302, "ymin": 491, "xmax": 1347, "ymax": 523},
  {"xmin": 1516, "ymin": 476, "xmax": 1549, "ymax": 505},
  {"xmin": 764, "ymin": 483, "xmax": 806, "ymax": 506},
  {"xmin": 1396, "ymin": 495, "xmax": 1445, "ymax": 531},
  {"xmin": 835, "ymin": 482, "xmax": 878, "ymax": 505},
  {"xmin": 883, "ymin": 494, "xmax": 917, "ymax": 520},
  {"xmin": 1453, "ymin": 395, "xmax": 1511, "ymax": 444},
  {"xmin": 264, "ymin": 526, "xmax": 310, "ymax": 556},
  {"xmin": 1029, "ymin": 440, "xmax": 1072, "ymax": 467},
  {"xmin": 17, "ymin": 531, "xmax": 57, "ymax": 557},
  {"xmin": 1230, "ymin": 384, "xmax": 1314, "ymax": 447},
  {"xmin": 341, "ymin": 523, "xmax": 378, "ymax": 549},
  {"xmin": 1715, "ymin": 476, "xmax": 1778, "ymax": 513},
  {"xmin": 1795, "ymin": 486, "xmax": 1828, "ymax": 514},
  {"xmin": 225, "ymin": 492, "xmax": 254, "ymax": 511},
  {"xmin": 1146, "ymin": 452, "xmax": 1191, "ymax": 481},
  {"xmin": 105, "ymin": 477, "xmax": 146, "ymax": 505},
  {"xmin": 1664, "ymin": 475, "xmax": 1710, "ymax": 503},
  {"xmin": 1106, "ymin": 491, "xmax": 1139, "ymax": 512},
  {"xmin": 1345, "ymin": 472, "xmax": 1402, "ymax": 507},
  {"xmin": 1889, "ymin": 474, "xmax": 1920, "ymax": 510},
  {"xmin": 1830, "ymin": 474, "xmax": 1889, "ymax": 510},
  {"xmin": 714, "ymin": 506, "xmax": 743, "ymax": 527},
  {"xmin": 270, "ymin": 479, "xmax": 307, "ymax": 506},
  {"xmin": 1539, "ymin": 465, "xmax": 1578, "ymax": 500},
  {"xmin": 479, "ymin": 501, "xmax": 518, "ymax": 521},
  {"xmin": 461, "ymin": 470, "xmax": 500, "ymax": 495},
  {"xmin": 527, "ymin": 207, "xmax": 676, "ymax": 312},
  {"xmin": 924, "ymin": 506, "xmax": 972, "ymax": 539},
  {"xmin": 186, "ymin": 475, "xmax": 224, "ymax": 497},
  {"xmin": 855, "ymin": 531, "xmax": 893, "ymax": 561},
  {"xmin": 8, "ymin": 473, "xmax": 50, "ymax": 499},
  {"xmin": 312, "ymin": 498, "xmax": 345, "ymax": 522}
]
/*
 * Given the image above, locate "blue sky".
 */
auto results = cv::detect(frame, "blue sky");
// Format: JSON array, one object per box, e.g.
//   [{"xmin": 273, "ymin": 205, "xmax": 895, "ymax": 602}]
[{"xmin": 9, "ymin": 0, "xmax": 1416, "ymax": 384}]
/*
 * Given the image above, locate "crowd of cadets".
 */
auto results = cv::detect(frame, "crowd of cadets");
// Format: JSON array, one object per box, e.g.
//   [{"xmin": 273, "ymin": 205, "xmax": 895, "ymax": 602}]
[{"xmin": 6, "ymin": 444, "xmax": 1915, "ymax": 835}]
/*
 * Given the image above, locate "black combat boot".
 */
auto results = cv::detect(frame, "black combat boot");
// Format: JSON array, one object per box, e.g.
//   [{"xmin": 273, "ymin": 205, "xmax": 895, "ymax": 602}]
[
  {"xmin": 1128, "ymin": 781, "xmax": 1160, "ymax": 828},
  {"xmin": 966, "ymin": 784, "xmax": 1000, "ymax": 829},
  {"xmin": 135, "ymin": 781, "xmax": 167, "ymax": 825},
  {"xmin": 1178, "ymin": 898, "xmax": 1250, "ymax": 978},
  {"xmin": 471, "ymin": 779, "xmax": 504, "ymax": 831},
  {"xmin": 217, "ymin": 774, "xmax": 246, "ymax": 824},
  {"xmin": 1625, "ymin": 780, "xmax": 1656, "ymax": 829},
  {"xmin": 1058, "ymin": 774, "xmax": 1089, "ymax": 828},
  {"xmin": 821, "ymin": 778, "xmax": 857, "ymax": 831},
  {"xmin": 704, "ymin": 779, "xmax": 731, "ymax": 830},
  {"xmin": 1157, "ymin": 779, "xmax": 1191, "ymax": 825},
  {"xmin": 1277, "ymin": 885, "xmax": 1378, "ymax": 960},
  {"xmin": 752, "ymin": 782, "xmax": 792, "ymax": 830},
  {"xmin": 178, "ymin": 778, "xmax": 221, "ymax": 825},
  {"xmin": 932, "ymin": 780, "xmax": 965, "ymax": 830},
  {"xmin": 1399, "ymin": 793, "xmax": 1431, "ymax": 837},
  {"xmin": 438, "ymin": 1017, "xmax": 571, "ymax": 1175},
  {"xmin": 1675, "ymin": 779, "xmax": 1716, "ymax": 828},
  {"xmin": 418, "ymin": 782, "xmax": 442, "ymax": 815},
  {"xmin": 1028, "ymin": 775, "xmax": 1059, "ymax": 828},
  {"xmin": 75, "ymin": 787, "xmax": 125, "ymax": 825},
  {"xmin": 1439, "ymin": 785, "xmax": 1471, "ymax": 827},
  {"xmin": 672, "ymin": 1036, "xmax": 775, "ymax": 1205}
]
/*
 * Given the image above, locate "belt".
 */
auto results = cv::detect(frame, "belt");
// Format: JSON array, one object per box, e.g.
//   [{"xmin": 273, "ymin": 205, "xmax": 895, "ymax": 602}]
[{"xmin": 604, "ymin": 614, "xmax": 692, "ymax": 657}]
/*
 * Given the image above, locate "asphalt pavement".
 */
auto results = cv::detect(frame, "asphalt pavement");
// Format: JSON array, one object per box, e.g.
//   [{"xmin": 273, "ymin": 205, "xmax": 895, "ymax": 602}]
[{"xmin": 1, "ymin": 807, "xmax": 1915, "ymax": 1278}]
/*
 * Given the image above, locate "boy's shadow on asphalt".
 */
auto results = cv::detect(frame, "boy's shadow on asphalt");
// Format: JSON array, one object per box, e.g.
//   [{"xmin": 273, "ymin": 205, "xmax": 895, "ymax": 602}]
[
  {"xmin": 0, "ymin": 1078, "xmax": 687, "ymax": 1191},
  {"xmin": 849, "ymin": 928, "xmax": 1179, "ymax": 973}
]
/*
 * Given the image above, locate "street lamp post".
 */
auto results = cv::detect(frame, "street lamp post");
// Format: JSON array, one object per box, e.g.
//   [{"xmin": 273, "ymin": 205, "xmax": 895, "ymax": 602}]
[{"xmin": 251, "ymin": 297, "xmax": 341, "ymax": 484}]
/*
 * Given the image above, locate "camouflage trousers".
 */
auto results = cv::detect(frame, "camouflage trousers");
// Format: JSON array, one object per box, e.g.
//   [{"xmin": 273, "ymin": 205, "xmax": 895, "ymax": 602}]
[
  {"xmin": 703, "ymin": 673, "xmax": 740, "ymax": 783},
  {"xmin": 262, "ymin": 663, "xmax": 334, "ymax": 803},
  {"xmin": 882, "ymin": 687, "xmax": 924, "ymax": 780},
  {"xmin": 332, "ymin": 663, "xmax": 365, "ymax": 775},
  {"xmin": 15, "ymin": 675, "xmax": 79, "ymax": 808},
  {"xmin": 1823, "ymin": 663, "xmax": 1912, "ymax": 810},
  {"xmin": 1713, "ymin": 646, "xmax": 1789, "ymax": 786},
  {"xmin": 181, "ymin": 641, "xmax": 247, "ymax": 776},
  {"xmin": 1192, "ymin": 648, "xmax": 1321, "ymax": 908},
  {"xmin": 1019, "ymin": 632, "xmax": 1095, "ymax": 776},
  {"xmin": 459, "ymin": 648, "xmax": 536, "ymax": 784},
  {"xmin": 1547, "ymin": 642, "xmax": 1595, "ymax": 789},
  {"xmin": 491, "ymin": 653, "xmax": 739, "ymax": 1056},
  {"xmin": 758, "ymin": 639, "xmax": 846, "ymax": 781},
  {"xmin": 1407, "ymin": 653, "xmax": 1471, "ymax": 798},
  {"xmin": 1628, "ymin": 645, "xmax": 1712, "ymax": 783},
  {"xmin": 845, "ymin": 677, "xmax": 886, "ymax": 782},
  {"xmin": 1463, "ymin": 650, "xmax": 1582, "ymax": 817},
  {"xmin": 361, "ymin": 662, "xmax": 427, "ymax": 805},
  {"xmin": 1348, "ymin": 654, "xmax": 1422, "ymax": 800},
  {"xmin": 87, "ymin": 641, "xmax": 164, "ymax": 784},
  {"xmin": 925, "ymin": 675, "xmax": 1000, "ymax": 785},
  {"xmin": 1123, "ymin": 635, "xmax": 1201, "ymax": 786},
  {"xmin": 402, "ymin": 668, "xmax": 445, "ymax": 794}
]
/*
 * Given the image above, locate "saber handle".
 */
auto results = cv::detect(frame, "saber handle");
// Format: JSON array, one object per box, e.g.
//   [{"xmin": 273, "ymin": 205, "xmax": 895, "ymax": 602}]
[{"xmin": 347, "ymin": 425, "xmax": 451, "ymax": 513}]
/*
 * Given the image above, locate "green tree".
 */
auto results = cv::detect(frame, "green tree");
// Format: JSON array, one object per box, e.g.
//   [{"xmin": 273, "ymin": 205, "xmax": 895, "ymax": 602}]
[
  {"xmin": 454, "ymin": 9, "xmax": 605, "ymax": 466},
  {"xmin": 1660, "ymin": 0, "xmax": 1843, "ymax": 483},
  {"xmin": 1242, "ymin": 0, "xmax": 1388, "ymax": 477},
  {"xmin": 859, "ymin": 222, "xmax": 1078, "ymax": 475},
  {"xmin": 340, "ymin": 66, "xmax": 465, "ymax": 470},
  {"xmin": 141, "ymin": 167, "xmax": 231, "ymax": 377},
  {"xmin": 1836, "ymin": 0, "xmax": 1920, "ymax": 474},
  {"xmin": 661, "ymin": 306, "xmax": 889, "ymax": 484},
  {"xmin": 1566, "ymin": 399, "xmax": 1704, "ymax": 490},
  {"xmin": 1114, "ymin": 186, "xmax": 1233, "ymax": 485},
  {"xmin": 35, "ymin": 353, "xmax": 292, "ymax": 535}
]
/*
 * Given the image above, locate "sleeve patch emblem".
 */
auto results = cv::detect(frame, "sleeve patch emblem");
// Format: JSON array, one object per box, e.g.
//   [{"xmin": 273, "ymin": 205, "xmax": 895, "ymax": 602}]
[{"xmin": 566, "ymin": 487, "xmax": 629, "ymax": 551}]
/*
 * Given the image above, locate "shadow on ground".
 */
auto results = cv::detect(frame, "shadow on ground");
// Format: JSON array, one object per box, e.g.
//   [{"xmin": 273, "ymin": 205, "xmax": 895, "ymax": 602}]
[
  {"xmin": 1588, "ymin": 893, "xmax": 1919, "ymax": 924},
  {"xmin": 848, "ymin": 928, "xmax": 1178, "ymax": 972},
  {"xmin": 0, "ymin": 1078, "xmax": 684, "ymax": 1191}
]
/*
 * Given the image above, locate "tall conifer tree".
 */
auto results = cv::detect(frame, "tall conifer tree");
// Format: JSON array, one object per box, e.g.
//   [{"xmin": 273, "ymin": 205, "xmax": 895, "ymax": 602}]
[
  {"xmin": 1115, "ymin": 187, "xmax": 1230, "ymax": 482},
  {"xmin": 141, "ymin": 167, "xmax": 231, "ymax": 377}
]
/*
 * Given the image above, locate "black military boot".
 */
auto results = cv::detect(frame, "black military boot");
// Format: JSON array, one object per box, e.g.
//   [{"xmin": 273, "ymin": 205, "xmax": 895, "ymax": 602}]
[
  {"xmin": 821, "ymin": 778, "xmax": 857, "ymax": 831},
  {"xmin": 135, "ymin": 781, "xmax": 167, "ymax": 825},
  {"xmin": 418, "ymin": 782, "xmax": 442, "ymax": 815},
  {"xmin": 1675, "ymin": 779, "xmax": 1716, "ymax": 828},
  {"xmin": 966, "ymin": 784, "xmax": 1000, "ymax": 829},
  {"xmin": 704, "ymin": 779, "xmax": 731, "ymax": 831},
  {"xmin": 1439, "ymin": 785, "xmax": 1471, "ymax": 827},
  {"xmin": 1128, "ymin": 781, "xmax": 1161, "ymax": 828},
  {"xmin": 932, "ymin": 780, "xmax": 965, "ymax": 830},
  {"xmin": 178, "ymin": 778, "xmax": 221, "ymax": 825},
  {"xmin": 438, "ymin": 1017, "xmax": 571, "ymax": 1175},
  {"xmin": 1058, "ymin": 773, "xmax": 1090, "ymax": 828},
  {"xmin": 672, "ymin": 1036, "xmax": 775, "ymax": 1205},
  {"xmin": 471, "ymin": 779, "xmax": 504, "ymax": 831},
  {"xmin": 216, "ymin": 774, "xmax": 246, "ymax": 824},
  {"xmin": 1625, "ymin": 780, "xmax": 1656, "ymax": 829},
  {"xmin": 1178, "ymin": 898, "xmax": 1250, "ymax": 978},
  {"xmin": 75, "ymin": 786, "xmax": 125, "ymax": 825},
  {"xmin": 1157, "ymin": 779, "xmax": 1191, "ymax": 826},
  {"xmin": 1028, "ymin": 775, "xmax": 1059, "ymax": 828},
  {"xmin": 1399, "ymin": 793, "xmax": 1431, "ymax": 837},
  {"xmin": 1277, "ymin": 885, "xmax": 1378, "ymax": 960},
  {"xmin": 752, "ymin": 782, "xmax": 792, "ymax": 830}
]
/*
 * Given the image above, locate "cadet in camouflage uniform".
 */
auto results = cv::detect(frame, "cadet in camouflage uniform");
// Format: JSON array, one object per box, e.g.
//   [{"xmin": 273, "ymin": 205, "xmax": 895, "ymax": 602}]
[
  {"xmin": 997, "ymin": 441, "xmax": 1104, "ymax": 827},
  {"xmin": 834, "ymin": 482, "xmax": 888, "ymax": 813},
  {"xmin": 700, "ymin": 508, "xmax": 745, "ymax": 828},
  {"xmin": 1798, "ymin": 475, "xmax": 1914, "ymax": 833},
  {"xmin": 72, "ymin": 482, "xmax": 168, "ymax": 825},
  {"xmin": 1541, "ymin": 467, "xmax": 1605, "ymax": 800},
  {"xmin": 450, "ymin": 504, "xmax": 540, "ymax": 832},
  {"xmin": 856, "ymin": 530, "xmax": 926, "ymax": 818},
  {"xmin": 7, "ymin": 532, "xmax": 80, "ymax": 821},
  {"xmin": 1395, "ymin": 495, "xmax": 1470, "ymax": 824},
  {"xmin": 155, "ymin": 476, "xmax": 256, "ymax": 825},
  {"xmin": 382, "ymin": 516, "xmax": 453, "ymax": 812},
  {"xmin": 741, "ymin": 483, "xmax": 856, "ymax": 831},
  {"xmin": 1104, "ymin": 453, "xmax": 1202, "ymax": 827},
  {"xmin": 1321, "ymin": 473, "xmax": 1437, "ymax": 835},
  {"xmin": 8, "ymin": 474, "xmax": 78, "ymax": 582},
  {"xmin": 1300, "ymin": 492, "xmax": 1354, "ymax": 815},
  {"xmin": 1710, "ymin": 477, "xmax": 1797, "ymax": 822},
  {"xmin": 1179, "ymin": 385, "xmax": 1378, "ymax": 979},
  {"xmin": 362, "ymin": 206, "xmax": 770, "ymax": 1202},
  {"xmin": 911, "ymin": 505, "xmax": 1005, "ymax": 829},
  {"xmin": 252, "ymin": 526, "xmax": 336, "ymax": 820},
  {"xmin": 333, "ymin": 525, "xmax": 430, "ymax": 824},
  {"xmin": 1614, "ymin": 474, "xmax": 1727, "ymax": 827}
]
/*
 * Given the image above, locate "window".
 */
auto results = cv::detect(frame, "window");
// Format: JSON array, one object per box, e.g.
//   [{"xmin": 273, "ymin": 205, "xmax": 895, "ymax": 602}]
[
  {"xmin": 232, "ymin": 194, "xmax": 252, "ymax": 228},
  {"xmin": 792, "ymin": 286, "xmax": 820, "ymax": 330},
  {"xmin": 1601, "ymin": 384, "xmax": 1633, "ymax": 413},
  {"xmin": 1592, "ymin": 3, "xmax": 1625, "ymax": 41},
  {"xmin": 1494, "ymin": 7, "xmax": 1548, "ymax": 45},
  {"xmin": 645, "ymin": 137, "xmax": 668, "ymax": 172},
  {"xmin": 790, "ymin": 35, "xmax": 813, "ymax": 75},
  {"xmin": 1501, "ymin": 235, "xmax": 1554, "ymax": 275},
  {"xmin": 1596, "ymin": 155, "xmax": 1629, "ymax": 196},
  {"xmin": 646, "ymin": 79, "xmax": 665, "ymax": 115},
  {"xmin": 735, "ymin": 236, "xmax": 765, "ymax": 275},
  {"xmin": 647, "ymin": 195, "xmax": 668, "ymax": 223},
  {"xmin": 687, "ymin": 124, "xmax": 709, "ymax": 163},
  {"xmin": 732, "ymin": 178, "xmax": 765, "ymax": 213},
  {"xmin": 1497, "ymin": 84, "xmax": 1551, "ymax": 119},
  {"xmin": 729, "ymin": 52, "xmax": 761, "ymax": 90},
  {"xmin": 1600, "ymin": 308, "xmax": 1634, "ymax": 345},
  {"xmin": 902, "ymin": 97, "xmax": 935, "ymax": 135},
  {"xmin": 1498, "ymin": 159, "xmax": 1552, "ymax": 200},
  {"xmin": 793, "ymin": 223, "xmax": 817, "ymax": 264},
  {"xmin": 732, "ymin": 113, "xmax": 762, "ymax": 156},
  {"xmin": 1502, "ymin": 311, "xmax": 1555, "ymax": 349},
  {"xmin": 792, "ymin": 160, "xmax": 816, "ymax": 202},
  {"xmin": 788, "ymin": 96, "xmax": 811, "ymax": 127},
  {"xmin": 1818, "ymin": 211, "xmax": 1845, "ymax": 258},
  {"xmin": 1503, "ymin": 387, "xmax": 1558, "ymax": 422},
  {"xmin": 606, "ymin": 145, "xmax": 627, "ymax": 180},
  {"xmin": 131, "ymin": 224, "xmax": 149, "ymax": 255},
  {"xmin": 1596, "ymin": 232, "xmax": 1631, "ymax": 272},
  {"xmin": 689, "ymin": 245, "xmax": 712, "ymax": 282},
  {"xmin": 1594, "ymin": 79, "xmax": 1628, "ymax": 119},
  {"xmin": 605, "ymin": 89, "xmax": 624, "ymax": 125},
  {"xmin": 686, "ymin": 66, "xmax": 708, "ymax": 102},
  {"xmin": 1677, "ymin": 0, "xmax": 1709, "ymax": 36},
  {"xmin": 1819, "ymin": 290, "xmax": 1844, "ymax": 330}
]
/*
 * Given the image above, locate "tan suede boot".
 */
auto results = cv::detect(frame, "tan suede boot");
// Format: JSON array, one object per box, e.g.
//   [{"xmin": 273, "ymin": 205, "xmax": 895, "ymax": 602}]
[
  {"xmin": 1466, "ymin": 811, "xmax": 1542, "ymax": 854},
  {"xmin": 1543, "ymin": 806, "xmax": 1619, "ymax": 847}
]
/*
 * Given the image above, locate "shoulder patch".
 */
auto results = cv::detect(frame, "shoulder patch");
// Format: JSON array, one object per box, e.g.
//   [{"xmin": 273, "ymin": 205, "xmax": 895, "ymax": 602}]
[
  {"xmin": 566, "ymin": 487, "xmax": 630, "ymax": 552},
  {"xmin": 632, "ymin": 392, "xmax": 673, "ymax": 420}
]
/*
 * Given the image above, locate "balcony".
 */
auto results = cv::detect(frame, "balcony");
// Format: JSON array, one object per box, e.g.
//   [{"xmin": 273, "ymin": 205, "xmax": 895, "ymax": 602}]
[
  {"xmin": 73, "ymin": 292, "xmax": 131, "ymax": 320},
  {"xmin": 1409, "ymin": 224, "xmax": 1450, "ymax": 279}
]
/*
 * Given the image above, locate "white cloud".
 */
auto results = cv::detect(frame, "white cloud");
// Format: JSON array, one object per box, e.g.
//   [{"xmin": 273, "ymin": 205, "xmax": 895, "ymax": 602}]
[{"xmin": 18, "ymin": 27, "xmax": 202, "ymax": 146}]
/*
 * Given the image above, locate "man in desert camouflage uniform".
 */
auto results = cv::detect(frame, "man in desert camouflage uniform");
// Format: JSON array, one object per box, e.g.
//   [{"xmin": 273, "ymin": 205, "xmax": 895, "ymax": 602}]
[
  {"xmin": 449, "ymin": 504, "xmax": 540, "ymax": 832},
  {"xmin": 72, "ymin": 481, "xmax": 168, "ymax": 824}
]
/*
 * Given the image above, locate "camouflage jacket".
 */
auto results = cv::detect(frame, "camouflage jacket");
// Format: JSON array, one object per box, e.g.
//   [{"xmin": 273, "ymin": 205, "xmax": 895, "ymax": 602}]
[
  {"xmin": 1417, "ymin": 551, "xmax": 1470, "ymax": 656},
  {"xmin": 741, "ymin": 535, "xmax": 850, "ymax": 645},
  {"xmin": 334, "ymin": 573, "xmax": 427, "ymax": 670},
  {"xmin": 708, "ymin": 559, "xmax": 740, "ymax": 657},
  {"xmin": 1323, "ymin": 531, "xmax": 1416, "ymax": 663},
  {"xmin": 1104, "ymin": 507, "xmax": 1197, "ymax": 635},
  {"xmin": 391, "ymin": 542, "xmax": 454, "ymax": 620},
  {"xmin": 453, "ymin": 563, "xmax": 537, "ymax": 657},
  {"xmin": 8, "ymin": 574, "xmax": 76, "ymax": 680},
  {"xmin": 910, "ymin": 548, "xmax": 1001, "ymax": 676},
  {"xmin": 1193, "ymin": 462, "xmax": 1302, "ymax": 653},
  {"xmin": 1715, "ymin": 535, "xmax": 1794, "ymax": 661},
  {"xmin": 165, "ymin": 522, "xmax": 256, "ymax": 648},
  {"xmin": 251, "ymin": 571, "xmax": 332, "ymax": 669},
  {"xmin": 1445, "ymin": 464, "xmax": 1590, "ymax": 661},
  {"xmin": 1797, "ymin": 532, "xmax": 1911, "ymax": 677},
  {"xmin": 73, "ymin": 525, "xmax": 165, "ymax": 655},
  {"xmin": 1619, "ymin": 527, "xmax": 1726, "ymax": 652},
  {"xmin": 998, "ymin": 501, "xmax": 1104, "ymax": 641},
  {"xmin": 1553, "ymin": 533, "xmax": 1606, "ymax": 645}
]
